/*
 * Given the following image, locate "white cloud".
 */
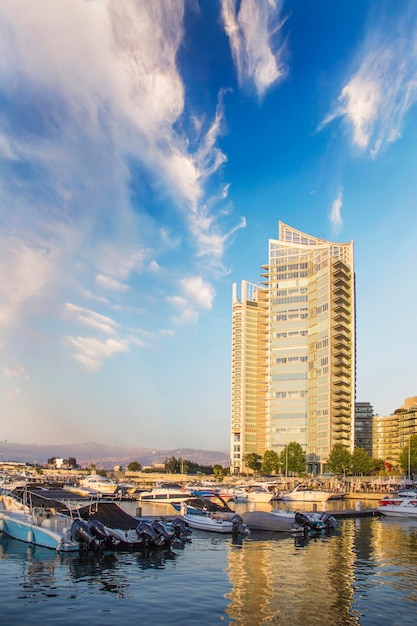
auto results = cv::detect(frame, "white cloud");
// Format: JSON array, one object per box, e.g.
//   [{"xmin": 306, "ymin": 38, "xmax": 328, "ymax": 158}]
[
  {"xmin": 329, "ymin": 191, "xmax": 343, "ymax": 235},
  {"xmin": 96, "ymin": 274, "xmax": 130, "ymax": 292},
  {"xmin": 221, "ymin": 0, "xmax": 286, "ymax": 98},
  {"xmin": 64, "ymin": 335, "xmax": 129, "ymax": 372},
  {"xmin": 321, "ymin": 11, "xmax": 417, "ymax": 156},
  {"xmin": 148, "ymin": 261, "xmax": 162, "ymax": 272},
  {"xmin": 167, "ymin": 275, "xmax": 215, "ymax": 325},
  {"xmin": 172, "ymin": 308, "xmax": 199, "ymax": 325},
  {"xmin": 0, "ymin": 0, "xmax": 244, "ymax": 323},
  {"xmin": 181, "ymin": 276, "xmax": 215, "ymax": 310},
  {"xmin": 65, "ymin": 303, "xmax": 119, "ymax": 335},
  {"xmin": 0, "ymin": 133, "xmax": 15, "ymax": 159},
  {"xmin": 0, "ymin": 238, "xmax": 54, "ymax": 329},
  {"xmin": 167, "ymin": 295, "xmax": 188, "ymax": 309},
  {"xmin": 4, "ymin": 365, "xmax": 29, "ymax": 380},
  {"xmin": 159, "ymin": 329, "xmax": 176, "ymax": 337}
]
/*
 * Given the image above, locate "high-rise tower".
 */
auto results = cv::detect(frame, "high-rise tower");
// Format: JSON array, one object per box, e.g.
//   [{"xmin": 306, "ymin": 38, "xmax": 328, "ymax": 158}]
[{"xmin": 230, "ymin": 222, "xmax": 355, "ymax": 474}]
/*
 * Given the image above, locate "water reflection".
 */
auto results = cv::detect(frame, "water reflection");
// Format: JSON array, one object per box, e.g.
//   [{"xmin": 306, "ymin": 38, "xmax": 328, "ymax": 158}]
[
  {"xmin": 0, "ymin": 534, "xmax": 181, "ymax": 601},
  {"xmin": 225, "ymin": 517, "xmax": 417, "ymax": 625},
  {"xmin": 2, "ymin": 512, "xmax": 417, "ymax": 625},
  {"xmin": 226, "ymin": 523, "xmax": 360, "ymax": 625}
]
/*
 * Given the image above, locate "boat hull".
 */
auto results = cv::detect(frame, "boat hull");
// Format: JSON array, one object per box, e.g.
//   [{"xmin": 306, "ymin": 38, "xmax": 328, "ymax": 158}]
[
  {"xmin": 281, "ymin": 491, "xmax": 333, "ymax": 502},
  {"xmin": 0, "ymin": 512, "xmax": 79, "ymax": 552},
  {"xmin": 139, "ymin": 493, "xmax": 192, "ymax": 503},
  {"xmin": 182, "ymin": 514, "xmax": 235, "ymax": 533},
  {"xmin": 240, "ymin": 511, "xmax": 295, "ymax": 532},
  {"xmin": 378, "ymin": 502, "xmax": 417, "ymax": 517}
]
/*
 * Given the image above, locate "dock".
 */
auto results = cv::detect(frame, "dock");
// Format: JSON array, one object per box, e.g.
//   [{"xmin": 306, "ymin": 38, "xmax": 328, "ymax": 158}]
[{"xmin": 330, "ymin": 508, "xmax": 381, "ymax": 519}]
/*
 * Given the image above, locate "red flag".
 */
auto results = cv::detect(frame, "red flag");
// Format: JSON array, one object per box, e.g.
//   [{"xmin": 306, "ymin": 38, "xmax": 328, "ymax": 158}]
[{"xmin": 384, "ymin": 461, "xmax": 392, "ymax": 471}]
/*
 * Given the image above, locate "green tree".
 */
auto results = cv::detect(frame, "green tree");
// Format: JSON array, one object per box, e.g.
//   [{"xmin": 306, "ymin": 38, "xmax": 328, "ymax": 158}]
[
  {"xmin": 261, "ymin": 450, "xmax": 280, "ymax": 475},
  {"xmin": 372, "ymin": 458, "xmax": 386, "ymax": 473},
  {"xmin": 279, "ymin": 442, "xmax": 306, "ymax": 476},
  {"xmin": 243, "ymin": 453, "xmax": 262, "ymax": 473},
  {"xmin": 351, "ymin": 447, "xmax": 374, "ymax": 475},
  {"xmin": 327, "ymin": 443, "xmax": 352, "ymax": 476},
  {"xmin": 127, "ymin": 461, "xmax": 142, "ymax": 472},
  {"xmin": 399, "ymin": 434, "xmax": 417, "ymax": 477},
  {"xmin": 213, "ymin": 464, "xmax": 225, "ymax": 481},
  {"xmin": 164, "ymin": 456, "xmax": 181, "ymax": 473}
]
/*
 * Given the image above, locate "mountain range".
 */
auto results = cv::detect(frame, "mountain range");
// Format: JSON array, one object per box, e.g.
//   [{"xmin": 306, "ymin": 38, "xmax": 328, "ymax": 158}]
[{"xmin": 2, "ymin": 442, "xmax": 230, "ymax": 469}]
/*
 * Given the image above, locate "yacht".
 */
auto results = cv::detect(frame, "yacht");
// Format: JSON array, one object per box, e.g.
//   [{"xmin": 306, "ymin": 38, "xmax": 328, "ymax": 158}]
[
  {"xmin": 78, "ymin": 474, "xmax": 119, "ymax": 495},
  {"xmin": 137, "ymin": 482, "xmax": 192, "ymax": 504}
]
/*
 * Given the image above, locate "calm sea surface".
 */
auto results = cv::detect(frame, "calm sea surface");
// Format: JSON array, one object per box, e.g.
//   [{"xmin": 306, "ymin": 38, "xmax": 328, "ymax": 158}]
[{"xmin": 1, "ymin": 499, "xmax": 417, "ymax": 625}]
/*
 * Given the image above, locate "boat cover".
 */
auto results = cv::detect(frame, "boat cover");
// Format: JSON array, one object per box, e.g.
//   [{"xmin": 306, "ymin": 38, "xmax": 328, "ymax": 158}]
[
  {"xmin": 180, "ymin": 496, "xmax": 233, "ymax": 513},
  {"xmin": 240, "ymin": 511, "xmax": 295, "ymax": 532},
  {"xmin": 77, "ymin": 502, "xmax": 140, "ymax": 530}
]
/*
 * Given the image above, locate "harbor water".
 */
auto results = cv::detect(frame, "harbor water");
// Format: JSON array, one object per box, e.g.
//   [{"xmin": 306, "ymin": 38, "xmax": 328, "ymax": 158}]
[{"xmin": 1, "ymin": 499, "xmax": 417, "ymax": 625}]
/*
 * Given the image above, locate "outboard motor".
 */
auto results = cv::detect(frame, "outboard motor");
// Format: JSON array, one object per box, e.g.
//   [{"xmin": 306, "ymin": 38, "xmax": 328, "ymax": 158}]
[
  {"xmin": 87, "ymin": 519, "xmax": 108, "ymax": 541},
  {"xmin": 231, "ymin": 515, "xmax": 249, "ymax": 537},
  {"xmin": 294, "ymin": 512, "xmax": 315, "ymax": 534},
  {"xmin": 151, "ymin": 520, "xmax": 175, "ymax": 546},
  {"xmin": 136, "ymin": 520, "xmax": 161, "ymax": 547},
  {"xmin": 171, "ymin": 517, "xmax": 191, "ymax": 539},
  {"xmin": 319, "ymin": 512, "xmax": 339, "ymax": 530},
  {"xmin": 71, "ymin": 519, "xmax": 101, "ymax": 552},
  {"xmin": 87, "ymin": 519, "xmax": 119, "ymax": 550}
]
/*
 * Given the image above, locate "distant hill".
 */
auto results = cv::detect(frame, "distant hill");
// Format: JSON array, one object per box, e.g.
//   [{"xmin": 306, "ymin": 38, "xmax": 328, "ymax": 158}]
[{"xmin": 3, "ymin": 442, "xmax": 230, "ymax": 469}]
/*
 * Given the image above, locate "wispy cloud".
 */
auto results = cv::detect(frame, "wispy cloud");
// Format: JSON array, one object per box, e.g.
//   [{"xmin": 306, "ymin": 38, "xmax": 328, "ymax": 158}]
[
  {"xmin": 221, "ymin": 0, "xmax": 286, "ymax": 98},
  {"xmin": 181, "ymin": 276, "xmax": 215, "ymax": 310},
  {"xmin": 329, "ymin": 191, "xmax": 343, "ymax": 235},
  {"xmin": 65, "ymin": 303, "xmax": 119, "ymax": 335},
  {"xmin": 0, "ymin": 0, "xmax": 245, "ymax": 372},
  {"xmin": 0, "ymin": 238, "xmax": 55, "ymax": 329},
  {"xmin": 167, "ymin": 275, "xmax": 215, "ymax": 325},
  {"xmin": 321, "ymin": 8, "xmax": 417, "ymax": 156},
  {"xmin": 4, "ymin": 365, "xmax": 29, "ymax": 380},
  {"xmin": 64, "ymin": 336, "xmax": 129, "ymax": 373},
  {"xmin": 95, "ymin": 274, "xmax": 130, "ymax": 292}
]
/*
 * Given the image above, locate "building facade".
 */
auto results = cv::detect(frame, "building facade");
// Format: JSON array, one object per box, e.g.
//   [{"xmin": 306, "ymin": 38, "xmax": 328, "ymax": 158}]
[
  {"xmin": 230, "ymin": 222, "xmax": 356, "ymax": 474},
  {"xmin": 372, "ymin": 414, "xmax": 400, "ymax": 469},
  {"xmin": 354, "ymin": 402, "xmax": 374, "ymax": 456},
  {"xmin": 372, "ymin": 396, "xmax": 417, "ymax": 468}
]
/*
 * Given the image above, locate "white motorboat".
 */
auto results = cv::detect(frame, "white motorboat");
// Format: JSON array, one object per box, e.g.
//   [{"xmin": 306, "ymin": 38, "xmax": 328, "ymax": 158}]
[
  {"xmin": 181, "ymin": 511, "xmax": 248, "ymax": 534},
  {"xmin": 137, "ymin": 482, "xmax": 192, "ymax": 504},
  {"xmin": 246, "ymin": 486, "xmax": 274, "ymax": 503},
  {"xmin": 78, "ymin": 474, "xmax": 119, "ymax": 495},
  {"xmin": 222, "ymin": 487, "xmax": 249, "ymax": 502},
  {"xmin": 0, "ymin": 492, "xmax": 80, "ymax": 552},
  {"xmin": 280, "ymin": 484, "xmax": 335, "ymax": 502},
  {"xmin": 378, "ymin": 494, "xmax": 417, "ymax": 517}
]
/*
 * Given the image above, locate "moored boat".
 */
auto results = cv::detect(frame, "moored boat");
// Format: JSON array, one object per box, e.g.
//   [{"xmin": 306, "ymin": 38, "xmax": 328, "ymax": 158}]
[
  {"xmin": 77, "ymin": 501, "xmax": 190, "ymax": 549},
  {"xmin": 271, "ymin": 507, "xmax": 339, "ymax": 532},
  {"xmin": 246, "ymin": 486, "xmax": 275, "ymax": 503},
  {"xmin": 0, "ymin": 492, "xmax": 89, "ymax": 552},
  {"xmin": 78, "ymin": 474, "xmax": 120, "ymax": 495},
  {"xmin": 239, "ymin": 510, "xmax": 297, "ymax": 533},
  {"xmin": 137, "ymin": 482, "xmax": 192, "ymax": 504},
  {"xmin": 280, "ymin": 484, "xmax": 335, "ymax": 502},
  {"xmin": 172, "ymin": 495, "xmax": 234, "ymax": 517},
  {"xmin": 378, "ymin": 493, "xmax": 417, "ymax": 517}
]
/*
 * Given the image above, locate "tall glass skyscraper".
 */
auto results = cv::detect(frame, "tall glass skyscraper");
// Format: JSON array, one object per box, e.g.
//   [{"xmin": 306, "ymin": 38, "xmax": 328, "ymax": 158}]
[{"xmin": 231, "ymin": 222, "xmax": 355, "ymax": 474}]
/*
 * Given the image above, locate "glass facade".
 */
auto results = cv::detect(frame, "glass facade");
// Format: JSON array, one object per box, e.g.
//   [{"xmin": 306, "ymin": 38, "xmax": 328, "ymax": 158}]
[{"xmin": 231, "ymin": 222, "xmax": 355, "ymax": 474}]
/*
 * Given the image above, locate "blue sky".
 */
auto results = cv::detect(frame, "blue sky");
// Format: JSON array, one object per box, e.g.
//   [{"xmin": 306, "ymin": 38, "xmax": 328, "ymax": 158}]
[{"xmin": 1, "ymin": 0, "xmax": 417, "ymax": 452}]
